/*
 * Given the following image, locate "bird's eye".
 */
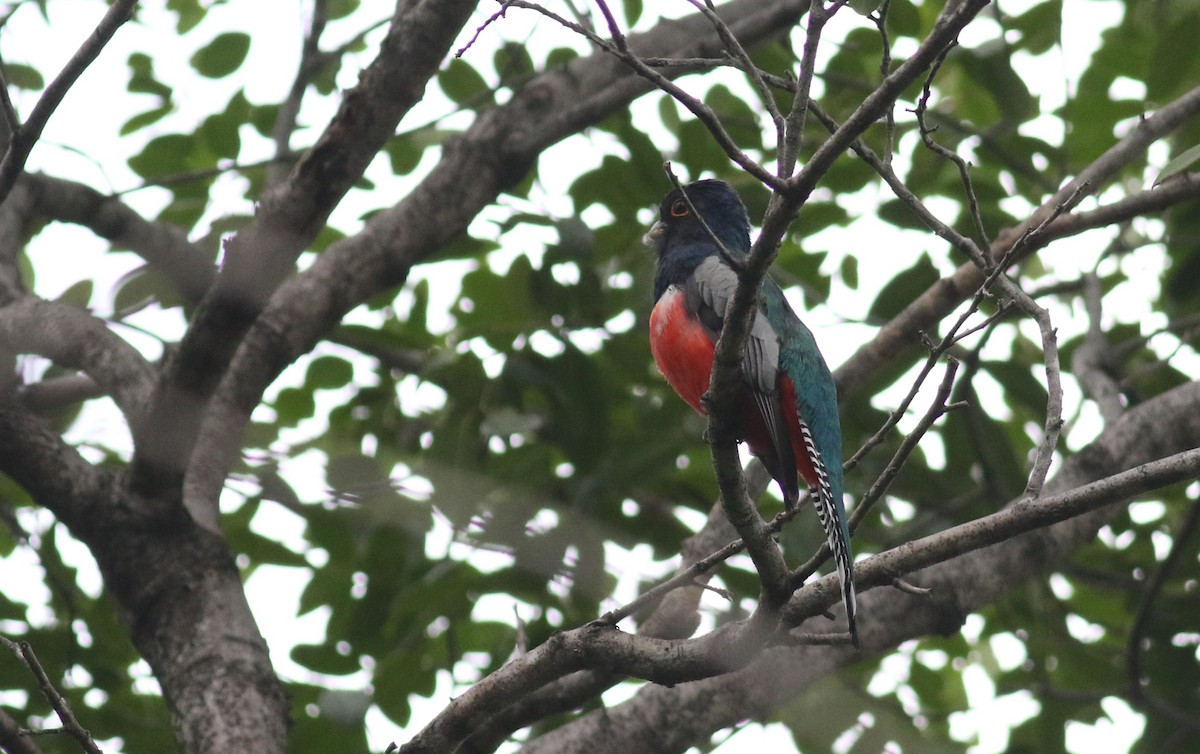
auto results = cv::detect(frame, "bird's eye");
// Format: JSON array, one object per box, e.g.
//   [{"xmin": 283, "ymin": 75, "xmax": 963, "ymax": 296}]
[{"xmin": 670, "ymin": 200, "xmax": 689, "ymax": 217}]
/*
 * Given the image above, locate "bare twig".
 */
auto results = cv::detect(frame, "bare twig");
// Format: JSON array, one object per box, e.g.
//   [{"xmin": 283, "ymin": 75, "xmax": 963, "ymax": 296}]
[
  {"xmin": 457, "ymin": 1, "xmax": 513, "ymax": 57},
  {"xmin": 681, "ymin": 0, "xmax": 785, "ymax": 156},
  {"xmin": 268, "ymin": 0, "xmax": 330, "ymax": 186},
  {"xmin": 783, "ymin": 444, "xmax": 1200, "ymax": 627},
  {"xmin": 780, "ymin": 0, "xmax": 850, "ymax": 178},
  {"xmin": 510, "ymin": 0, "xmax": 785, "ymax": 189},
  {"xmin": 913, "ymin": 38, "xmax": 992, "ymax": 249},
  {"xmin": 0, "ymin": 0, "xmax": 138, "ymax": 205},
  {"xmin": 0, "ymin": 636, "xmax": 103, "ymax": 754},
  {"xmin": 1072, "ymin": 274, "xmax": 1125, "ymax": 422},
  {"xmin": 890, "ymin": 577, "xmax": 931, "ymax": 596},
  {"xmin": 868, "ymin": 0, "xmax": 896, "ymax": 164}
]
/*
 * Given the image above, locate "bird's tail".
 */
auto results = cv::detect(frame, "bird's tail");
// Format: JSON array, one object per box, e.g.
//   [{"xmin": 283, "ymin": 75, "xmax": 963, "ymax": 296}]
[{"xmin": 798, "ymin": 419, "xmax": 859, "ymax": 648}]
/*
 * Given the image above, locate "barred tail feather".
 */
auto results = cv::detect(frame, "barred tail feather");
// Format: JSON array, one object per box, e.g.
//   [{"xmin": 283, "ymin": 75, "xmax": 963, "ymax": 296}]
[{"xmin": 798, "ymin": 419, "xmax": 859, "ymax": 648}]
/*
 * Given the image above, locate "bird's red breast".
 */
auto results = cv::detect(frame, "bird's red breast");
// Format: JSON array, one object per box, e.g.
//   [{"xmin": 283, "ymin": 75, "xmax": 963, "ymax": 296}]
[{"xmin": 650, "ymin": 288, "xmax": 819, "ymax": 490}]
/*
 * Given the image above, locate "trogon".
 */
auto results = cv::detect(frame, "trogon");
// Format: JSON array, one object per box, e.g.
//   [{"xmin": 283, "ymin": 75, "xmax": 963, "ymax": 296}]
[{"xmin": 646, "ymin": 179, "xmax": 858, "ymax": 646}]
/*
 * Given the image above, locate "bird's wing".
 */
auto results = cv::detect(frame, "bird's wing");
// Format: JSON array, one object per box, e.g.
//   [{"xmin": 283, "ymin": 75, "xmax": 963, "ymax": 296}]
[{"xmin": 685, "ymin": 256, "xmax": 799, "ymax": 499}]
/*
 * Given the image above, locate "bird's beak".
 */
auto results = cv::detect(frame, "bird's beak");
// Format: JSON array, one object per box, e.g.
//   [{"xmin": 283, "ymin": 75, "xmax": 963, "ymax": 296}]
[{"xmin": 643, "ymin": 219, "xmax": 664, "ymax": 247}]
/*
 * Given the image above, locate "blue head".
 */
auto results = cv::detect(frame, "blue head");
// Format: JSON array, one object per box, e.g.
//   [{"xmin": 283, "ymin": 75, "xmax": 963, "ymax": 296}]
[{"xmin": 647, "ymin": 180, "xmax": 752, "ymax": 299}]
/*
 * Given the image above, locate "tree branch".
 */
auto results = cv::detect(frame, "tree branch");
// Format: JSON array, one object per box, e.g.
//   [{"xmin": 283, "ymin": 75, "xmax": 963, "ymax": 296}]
[
  {"xmin": 0, "ymin": 636, "xmax": 103, "ymax": 754},
  {"xmin": 129, "ymin": 0, "xmax": 480, "ymax": 511},
  {"xmin": 1126, "ymin": 499, "xmax": 1200, "ymax": 730},
  {"xmin": 0, "ymin": 0, "xmax": 138, "ymax": 205},
  {"xmin": 411, "ymin": 381, "xmax": 1200, "ymax": 754},
  {"xmin": 0, "ymin": 706, "xmax": 42, "ymax": 754},
  {"xmin": 0, "ymin": 294, "xmax": 155, "ymax": 426},
  {"xmin": 266, "ymin": 0, "xmax": 330, "ymax": 187},
  {"xmin": 836, "ymin": 85, "xmax": 1200, "ymax": 400},
  {"xmin": 25, "ymin": 173, "xmax": 214, "ymax": 302},
  {"xmin": 518, "ymin": 379, "xmax": 1200, "ymax": 751}
]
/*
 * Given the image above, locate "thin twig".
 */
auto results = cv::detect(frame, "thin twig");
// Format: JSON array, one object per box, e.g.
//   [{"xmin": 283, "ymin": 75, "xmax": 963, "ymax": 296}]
[
  {"xmin": 869, "ymin": 0, "xmax": 895, "ymax": 164},
  {"xmin": 913, "ymin": 37, "xmax": 992, "ymax": 249},
  {"xmin": 891, "ymin": 577, "xmax": 931, "ymax": 595},
  {"xmin": 780, "ymin": 0, "xmax": 849, "ymax": 178},
  {"xmin": 268, "ymin": 0, "xmax": 330, "ymax": 186},
  {"xmin": 456, "ymin": 1, "xmax": 513, "ymax": 57},
  {"xmin": 510, "ymin": 0, "xmax": 785, "ymax": 189},
  {"xmin": 0, "ymin": 637, "xmax": 103, "ymax": 754},
  {"xmin": 0, "ymin": 0, "xmax": 138, "ymax": 205},
  {"xmin": 681, "ymin": 0, "xmax": 785, "ymax": 157},
  {"xmin": 1072, "ymin": 273, "xmax": 1124, "ymax": 422}
]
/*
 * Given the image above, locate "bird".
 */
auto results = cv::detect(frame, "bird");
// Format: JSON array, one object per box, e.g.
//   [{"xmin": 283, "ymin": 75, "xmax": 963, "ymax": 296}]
[{"xmin": 645, "ymin": 178, "xmax": 858, "ymax": 646}]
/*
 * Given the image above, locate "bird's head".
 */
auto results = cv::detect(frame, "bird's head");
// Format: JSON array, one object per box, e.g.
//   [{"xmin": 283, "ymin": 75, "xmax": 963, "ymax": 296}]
[{"xmin": 644, "ymin": 179, "xmax": 752, "ymax": 259}]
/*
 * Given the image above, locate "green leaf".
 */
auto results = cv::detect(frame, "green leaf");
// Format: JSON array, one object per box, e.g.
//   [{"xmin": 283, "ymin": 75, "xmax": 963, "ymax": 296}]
[
  {"xmin": 121, "ymin": 105, "xmax": 173, "ymax": 135},
  {"xmin": 111, "ymin": 265, "xmax": 185, "ymax": 317},
  {"xmin": 191, "ymin": 32, "xmax": 251, "ymax": 78},
  {"xmin": 437, "ymin": 58, "xmax": 492, "ymax": 107},
  {"xmin": 56, "ymin": 280, "xmax": 93, "ymax": 310},
  {"xmin": 385, "ymin": 127, "xmax": 448, "ymax": 176},
  {"xmin": 274, "ymin": 386, "xmax": 316, "ymax": 427},
  {"xmin": 704, "ymin": 84, "xmax": 762, "ymax": 150},
  {"xmin": 623, "ymin": 0, "xmax": 643, "ymax": 26},
  {"xmin": 840, "ymin": 252, "xmax": 858, "ymax": 289},
  {"xmin": 167, "ymin": 0, "xmax": 205, "ymax": 33},
  {"xmin": 867, "ymin": 254, "xmax": 939, "ymax": 322},
  {"xmin": 291, "ymin": 643, "xmax": 360, "ymax": 675},
  {"xmin": 128, "ymin": 133, "xmax": 195, "ymax": 178},
  {"xmin": 4, "ymin": 63, "xmax": 44, "ymax": 90},
  {"xmin": 494, "ymin": 42, "xmax": 534, "ymax": 84},
  {"xmin": 197, "ymin": 90, "xmax": 250, "ymax": 160},
  {"xmin": 1154, "ymin": 142, "xmax": 1200, "ymax": 185},
  {"xmin": 326, "ymin": 0, "xmax": 358, "ymax": 21},
  {"xmin": 878, "ymin": 197, "xmax": 933, "ymax": 231},
  {"xmin": 307, "ymin": 356, "xmax": 355, "ymax": 390},
  {"xmin": 545, "ymin": 47, "xmax": 579, "ymax": 69},
  {"xmin": 127, "ymin": 52, "xmax": 172, "ymax": 98},
  {"xmin": 1009, "ymin": 0, "xmax": 1062, "ymax": 55}
]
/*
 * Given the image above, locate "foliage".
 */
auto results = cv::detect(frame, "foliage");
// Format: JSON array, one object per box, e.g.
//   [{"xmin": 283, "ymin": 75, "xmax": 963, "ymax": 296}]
[{"xmin": 0, "ymin": 1, "xmax": 1198, "ymax": 753}]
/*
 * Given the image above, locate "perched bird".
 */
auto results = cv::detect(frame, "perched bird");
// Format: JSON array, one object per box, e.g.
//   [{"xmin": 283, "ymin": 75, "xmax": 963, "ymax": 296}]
[{"xmin": 646, "ymin": 179, "xmax": 857, "ymax": 646}]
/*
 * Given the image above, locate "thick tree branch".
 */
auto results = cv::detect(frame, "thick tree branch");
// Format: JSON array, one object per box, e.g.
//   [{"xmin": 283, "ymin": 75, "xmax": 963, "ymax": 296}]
[
  {"xmin": 457, "ymin": 469, "xmax": 769, "ymax": 753},
  {"xmin": 18, "ymin": 373, "xmax": 104, "ymax": 411},
  {"xmin": 0, "ymin": 395, "xmax": 115, "ymax": 529},
  {"xmin": 418, "ymin": 383, "xmax": 1200, "ymax": 754},
  {"xmin": 0, "ymin": 294, "xmax": 155, "ymax": 426},
  {"xmin": 1073, "ymin": 273, "xmax": 1125, "ymax": 422},
  {"xmin": 518, "ymin": 379, "xmax": 1200, "ymax": 752},
  {"xmin": 130, "ymin": 0, "xmax": 479, "ymax": 509},
  {"xmin": 25, "ymin": 173, "xmax": 214, "ymax": 302}
]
